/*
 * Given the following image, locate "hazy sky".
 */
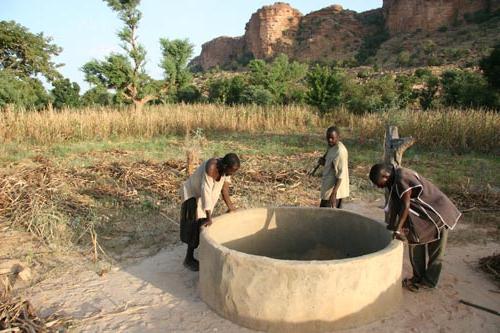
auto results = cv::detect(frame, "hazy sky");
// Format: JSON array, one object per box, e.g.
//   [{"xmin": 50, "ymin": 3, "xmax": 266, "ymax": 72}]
[{"xmin": 1, "ymin": 1, "xmax": 382, "ymax": 90}]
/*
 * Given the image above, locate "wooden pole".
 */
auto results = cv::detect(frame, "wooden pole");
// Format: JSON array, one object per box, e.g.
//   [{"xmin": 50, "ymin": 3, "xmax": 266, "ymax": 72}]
[{"xmin": 383, "ymin": 126, "xmax": 415, "ymax": 222}]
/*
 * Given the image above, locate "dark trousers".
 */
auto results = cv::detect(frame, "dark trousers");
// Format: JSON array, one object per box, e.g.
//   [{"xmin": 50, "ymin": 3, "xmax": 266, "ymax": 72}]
[
  {"xmin": 408, "ymin": 228, "xmax": 448, "ymax": 287},
  {"xmin": 320, "ymin": 199, "xmax": 343, "ymax": 209}
]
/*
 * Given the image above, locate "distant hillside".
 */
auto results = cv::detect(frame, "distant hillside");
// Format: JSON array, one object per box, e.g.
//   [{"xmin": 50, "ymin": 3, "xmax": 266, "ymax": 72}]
[{"xmin": 190, "ymin": 1, "xmax": 500, "ymax": 70}]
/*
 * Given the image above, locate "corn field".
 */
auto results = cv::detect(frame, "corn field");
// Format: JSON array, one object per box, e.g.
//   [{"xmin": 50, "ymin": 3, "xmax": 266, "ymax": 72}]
[{"xmin": 0, "ymin": 104, "xmax": 498, "ymax": 153}]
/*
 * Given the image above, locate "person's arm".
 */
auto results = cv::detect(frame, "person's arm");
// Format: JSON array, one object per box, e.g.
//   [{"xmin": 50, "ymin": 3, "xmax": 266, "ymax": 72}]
[
  {"xmin": 393, "ymin": 190, "xmax": 411, "ymax": 240},
  {"xmin": 222, "ymin": 181, "xmax": 237, "ymax": 213},
  {"xmin": 201, "ymin": 160, "xmax": 216, "ymax": 227},
  {"xmin": 328, "ymin": 178, "xmax": 341, "ymax": 208}
]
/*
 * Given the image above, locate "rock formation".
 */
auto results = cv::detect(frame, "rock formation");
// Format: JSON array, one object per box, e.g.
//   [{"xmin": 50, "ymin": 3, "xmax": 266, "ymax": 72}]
[
  {"xmin": 244, "ymin": 2, "xmax": 302, "ymax": 59},
  {"xmin": 383, "ymin": 0, "xmax": 495, "ymax": 34},
  {"xmin": 191, "ymin": 1, "xmax": 498, "ymax": 70}
]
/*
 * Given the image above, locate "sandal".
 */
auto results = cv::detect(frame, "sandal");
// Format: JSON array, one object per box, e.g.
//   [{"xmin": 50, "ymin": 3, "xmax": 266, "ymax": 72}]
[{"xmin": 402, "ymin": 278, "xmax": 420, "ymax": 292}]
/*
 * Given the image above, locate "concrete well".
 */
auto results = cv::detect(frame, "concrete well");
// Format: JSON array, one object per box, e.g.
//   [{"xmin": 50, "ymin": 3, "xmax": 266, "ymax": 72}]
[{"xmin": 199, "ymin": 207, "xmax": 403, "ymax": 333}]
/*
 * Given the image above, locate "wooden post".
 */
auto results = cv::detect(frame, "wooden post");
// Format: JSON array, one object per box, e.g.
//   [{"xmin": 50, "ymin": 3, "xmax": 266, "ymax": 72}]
[
  {"xmin": 383, "ymin": 126, "xmax": 415, "ymax": 166},
  {"xmin": 383, "ymin": 126, "xmax": 415, "ymax": 222}
]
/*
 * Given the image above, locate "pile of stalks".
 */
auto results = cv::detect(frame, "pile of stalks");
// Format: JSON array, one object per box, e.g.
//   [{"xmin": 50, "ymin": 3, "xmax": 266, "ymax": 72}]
[
  {"xmin": 0, "ymin": 158, "xmax": 95, "ymax": 244},
  {"xmin": 479, "ymin": 254, "xmax": 500, "ymax": 286},
  {"xmin": 0, "ymin": 289, "xmax": 67, "ymax": 332}
]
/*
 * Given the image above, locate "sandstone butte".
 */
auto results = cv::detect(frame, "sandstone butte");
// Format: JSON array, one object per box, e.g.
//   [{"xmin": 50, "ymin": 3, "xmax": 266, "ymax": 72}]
[{"xmin": 190, "ymin": 0, "xmax": 500, "ymax": 70}]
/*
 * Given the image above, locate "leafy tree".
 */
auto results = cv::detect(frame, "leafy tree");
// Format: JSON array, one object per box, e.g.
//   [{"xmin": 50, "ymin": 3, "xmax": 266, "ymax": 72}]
[
  {"xmin": 159, "ymin": 38, "xmax": 194, "ymax": 98},
  {"xmin": 441, "ymin": 70, "xmax": 496, "ymax": 108},
  {"xmin": 344, "ymin": 76, "xmax": 400, "ymax": 114},
  {"xmin": 305, "ymin": 65, "xmax": 344, "ymax": 115},
  {"xmin": 82, "ymin": 0, "xmax": 161, "ymax": 111},
  {"xmin": 177, "ymin": 85, "xmax": 202, "ymax": 104},
  {"xmin": 0, "ymin": 20, "xmax": 62, "ymax": 109},
  {"xmin": 0, "ymin": 20, "xmax": 62, "ymax": 82},
  {"xmin": 248, "ymin": 54, "xmax": 307, "ymax": 104},
  {"xmin": 0, "ymin": 69, "xmax": 50, "ymax": 109},
  {"xmin": 418, "ymin": 75, "xmax": 440, "ymax": 110},
  {"xmin": 81, "ymin": 86, "xmax": 114, "ymax": 106},
  {"xmin": 51, "ymin": 78, "xmax": 80, "ymax": 109},
  {"xmin": 395, "ymin": 74, "xmax": 417, "ymax": 108},
  {"xmin": 240, "ymin": 85, "xmax": 274, "ymax": 106},
  {"xmin": 480, "ymin": 45, "xmax": 500, "ymax": 90},
  {"xmin": 208, "ymin": 77, "xmax": 230, "ymax": 104}
]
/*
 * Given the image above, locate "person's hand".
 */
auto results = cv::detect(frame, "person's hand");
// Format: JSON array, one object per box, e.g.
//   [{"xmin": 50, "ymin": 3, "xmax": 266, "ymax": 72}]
[
  {"xmin": 392, "ymin": 230, "xmax": 406, "ymax": 241},
  {"xmin": 318, "ymin": 157, "xmax": 326, "ymax": 166},
  {"xmin": 329, "ymin": 195, "xmax": 337, "ymax": 208},
  {"xmin": 203, "ymin": 218, "xmax": 213, "ymax": 227}
]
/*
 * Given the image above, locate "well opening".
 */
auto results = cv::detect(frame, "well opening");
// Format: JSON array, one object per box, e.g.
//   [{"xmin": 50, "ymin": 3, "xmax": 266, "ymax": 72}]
[
  {"xmin": 200, "ymin": 207, "xmax": 403, "ymax": 333},
  {"xmin": 209, "ymin": 207, "xmax": 392, "ymax": 261}
]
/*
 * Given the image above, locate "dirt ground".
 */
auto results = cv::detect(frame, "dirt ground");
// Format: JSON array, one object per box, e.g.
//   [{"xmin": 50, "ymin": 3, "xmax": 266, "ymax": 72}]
[{"xmin": 21, "ymin": 201, "xmax": 500, "ymax": 333}]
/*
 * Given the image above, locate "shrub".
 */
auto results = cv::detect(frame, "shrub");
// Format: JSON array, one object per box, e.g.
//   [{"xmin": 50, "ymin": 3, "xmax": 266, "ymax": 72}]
[
  {"xmin": 177, "ymin": 85, "xmax": 202, "ymax": 104},
  {"xmin": 418, "ymin": 75, "xmax": 440, "ymax": 110},
  {"xmin": 240, "ymin": 85, "xmax": 274, "ymax": 106},
  {"xmin": 480, "ymin": 44, "xmax": 500, "ymax": 89},
  {"xmin": 305, "ymin": 65, "xmax": 345, "ymax": 115},
  {"xmin": 441, "ymin": 70, "xmax": 497, "ymax": 108},
  {"xmin": 397, "ymin": 50, "xmax": 412, "ymax": 67},
  {"xmin": 343, "ymin": 75, "xmax": 399, "ymax": 114}
]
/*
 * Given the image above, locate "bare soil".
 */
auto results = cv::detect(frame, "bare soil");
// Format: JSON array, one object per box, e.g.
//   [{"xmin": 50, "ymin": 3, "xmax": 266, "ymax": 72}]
[{"xmin": 20, "ymin": 201, "xmax": 500, "ymax": 333}]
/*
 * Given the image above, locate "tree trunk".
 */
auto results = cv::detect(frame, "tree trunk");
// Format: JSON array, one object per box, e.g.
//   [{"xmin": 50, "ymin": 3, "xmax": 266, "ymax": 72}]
[{"xmin": 383, "ymin": 126, "xmax": 415, "ymax": 222}]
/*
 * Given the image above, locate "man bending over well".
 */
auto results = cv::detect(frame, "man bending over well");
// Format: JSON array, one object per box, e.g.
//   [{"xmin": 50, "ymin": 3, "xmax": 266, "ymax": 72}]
[
  {"xmin": 369, "ymin": 163, "xmax": 461, "ymax": 292},
  {"xmin": 180, "ymin": 153, "xmax": 240, "ymax": 271}
]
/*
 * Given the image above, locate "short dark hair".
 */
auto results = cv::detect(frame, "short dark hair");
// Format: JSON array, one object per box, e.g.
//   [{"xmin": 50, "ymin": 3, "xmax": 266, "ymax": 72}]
[
  {"xmin": 222, "ymin": 153, "xmax": 240, "ymax": 169},
  {"xmin": 369, "ymin": 163, "xmax": 392, "ymax": 184},
  {"xmin": 326, "ymin": 126, "xmax": 339, "ymax": 136}
]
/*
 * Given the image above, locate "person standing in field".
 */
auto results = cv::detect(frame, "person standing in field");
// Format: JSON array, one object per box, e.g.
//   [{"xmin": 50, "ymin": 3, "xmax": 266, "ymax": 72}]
[
  {"xmin": 369, "ymin": 163, "xmax": 461, "ymax": 292},
  {"xmin": 180, "ymin": 153, "xmax": 240, "ymax": 271},
  {"xmin": 318, "ymin": 126, "xmax": 349, "ymax": 208}
]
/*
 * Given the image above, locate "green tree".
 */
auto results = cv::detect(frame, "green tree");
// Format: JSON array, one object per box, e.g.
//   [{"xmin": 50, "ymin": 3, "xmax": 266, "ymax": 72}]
[
  {"xmin": 0, "ymin": 20, "xmax": 62, "ymax": 82},
  {"xmin": 159, "ymin": 38, "xmax": 194, "ymax": 99},
  {"xmin": 480, "ymin": 45, "xmax": 500, "ymax": 90},
  {"xmin": 248, "ymin": 54, "xmax": 308, "ymax": 104},
  {"xmin": 418, "ymin": 75, "xmax": 440, "ymax": 110},
  {"xmin": 0, "ymin": 69, "xmax": 50, "ymax": 109},
  {"xmin": 82, "ymin": 0, "xmax": 162, "ymax": 111},
  {"xmin": 441, "ymin": 70, "xmax": 496, "ymax": 108},
  {"xmin": 305, "ymin": 65, "xmax": 344, "ymax": 115},
  {"xmin": 0, "ymin": 20, "xmax": 62, "ymax": 109},
  {"xmin": 51, "ymin": 78, "xmax": 80, "ymax": 109},
  {"xmin": 81, "ymin": 86, "xmax": 113, "ymax": 106}
]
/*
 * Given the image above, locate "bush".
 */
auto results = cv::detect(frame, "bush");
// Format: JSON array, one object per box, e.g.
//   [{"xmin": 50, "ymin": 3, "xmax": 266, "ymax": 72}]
[
  {"xmin": 441, "ymin": 70, "xmax": 497, "ymax": 108},
  {"xmin": 397, "ymin": 50, "xmax": 412, "ymax": 67},
  {"xmin": 480, "ymin": 44, "xmax": 500, "ymax": 89},
  {"xmin": 418, "ymin": 75, "xmax": 440, "ymax": 110},
  {"xmin": 305, "ymin": 65, "xmax": 345, "ymax": 115},
  {"xmin": 177, "ymin": 85, "xmax": 202, "ymax": 104},
  {"xmin": 240, "ymin": 85, "xmax": 274, "ymax": 106},
  {"xmin": 343, "ymin": 75, "xmax": 400, "ymax": 114}
]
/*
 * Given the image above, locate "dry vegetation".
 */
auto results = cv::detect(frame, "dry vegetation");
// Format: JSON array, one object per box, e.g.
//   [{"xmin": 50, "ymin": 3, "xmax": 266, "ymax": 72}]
[
  {"xmin": 0, "ymin": 105, "xmax": 498, "ymax": 312},
  {"xmin": 1, "ymin": 105, "xmax": 499, "ymax": 153}
]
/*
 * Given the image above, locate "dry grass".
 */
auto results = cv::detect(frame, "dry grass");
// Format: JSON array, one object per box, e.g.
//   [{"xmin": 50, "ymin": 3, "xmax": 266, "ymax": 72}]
[
  {"xmin": 478, "ymin": 254, "xmax": 500, "ymax": 286},
  {"xmin": 0, "ymin": 105, "xmax": 498, "ymax": 153},
  {"xmin": 0, "ymin": 284, "xmax": 68, "ymax": 332}
]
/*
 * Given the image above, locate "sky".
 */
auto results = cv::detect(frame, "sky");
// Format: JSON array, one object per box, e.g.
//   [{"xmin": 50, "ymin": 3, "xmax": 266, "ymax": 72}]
[{"xmin": 1, "ymin": 0, "xmax": 382, "ymax": 91}]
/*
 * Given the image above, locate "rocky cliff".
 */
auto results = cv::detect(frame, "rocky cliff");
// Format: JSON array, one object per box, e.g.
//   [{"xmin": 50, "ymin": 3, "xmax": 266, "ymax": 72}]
[
  {"xmin": 244, "ymin": 3, "xmax": 302, "ymax": 59},
  {"xmin": 383, "ymin": 0, "xmax": 496, "ymax": 34},
  {"xmin": 191, "ymin": 1, "xmax": 498, "ymax": 70}
]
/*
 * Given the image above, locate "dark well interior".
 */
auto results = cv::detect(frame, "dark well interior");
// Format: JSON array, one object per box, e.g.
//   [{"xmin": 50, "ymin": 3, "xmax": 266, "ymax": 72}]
[{"xmin": 215, "ymin": 208, "xmax": 392, "ymax": 260}]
